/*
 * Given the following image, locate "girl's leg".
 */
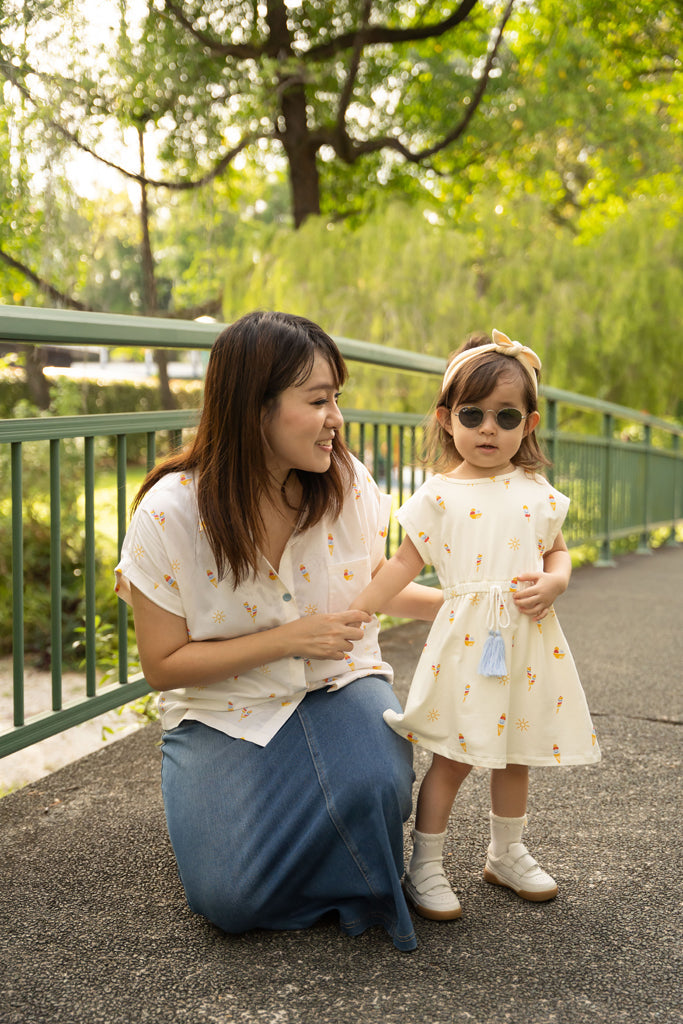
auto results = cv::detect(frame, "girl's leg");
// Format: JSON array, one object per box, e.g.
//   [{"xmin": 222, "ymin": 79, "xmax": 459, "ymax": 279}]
[
  {"xmin": 405, "ymin": 755, "xmax": 472, "ymax": 921},
  {"xmin": 490, "ymin": 762, "xmax": 528, "ymax": 818},
  {"xmin": 416, "ymin": 754, "xmax": 472, "ymax": 833},
  {"xmin": 484, "ymin": 763, "xmax": 558, "ymax": 901}
]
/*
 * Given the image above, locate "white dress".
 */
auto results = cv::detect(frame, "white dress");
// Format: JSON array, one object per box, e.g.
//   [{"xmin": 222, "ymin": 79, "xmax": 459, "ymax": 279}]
[{"xmin": 383, "ymin": 468, "xmax": 601, "ymax": 768}]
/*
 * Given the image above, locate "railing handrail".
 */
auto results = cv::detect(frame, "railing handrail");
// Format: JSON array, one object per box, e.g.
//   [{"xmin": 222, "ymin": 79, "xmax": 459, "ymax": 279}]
[
  {"xmin": 0, "ymin": 304, "xmax": 445, "ymax": 374},
  {"xmin": 2, "ymin": 304, "xmax": 680, "ymax": 435}
]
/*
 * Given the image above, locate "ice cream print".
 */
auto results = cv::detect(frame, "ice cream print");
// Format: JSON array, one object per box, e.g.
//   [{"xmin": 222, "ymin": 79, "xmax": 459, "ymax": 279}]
[{"xmin": 348, "ymin": 327, "xmax": 600, "ymax": 922}]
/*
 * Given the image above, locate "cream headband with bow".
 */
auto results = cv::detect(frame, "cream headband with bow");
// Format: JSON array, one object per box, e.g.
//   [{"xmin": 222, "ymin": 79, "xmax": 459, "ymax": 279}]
[{"xmin": 441, "ymin": 329, "xmax": 542, "ymax": 396}]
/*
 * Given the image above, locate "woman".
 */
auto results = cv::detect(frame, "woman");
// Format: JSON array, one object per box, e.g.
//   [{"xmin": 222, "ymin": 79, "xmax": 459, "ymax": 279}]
[{"xmin": 115, "ymin": 311, "xmax": 441, "ymax": 951}]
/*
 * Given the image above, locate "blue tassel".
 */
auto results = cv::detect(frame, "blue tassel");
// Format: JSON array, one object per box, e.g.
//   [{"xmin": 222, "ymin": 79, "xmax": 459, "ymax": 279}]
[{"xmin": 478, "ymin": 629, "xmax": 507, "ymax": 677}]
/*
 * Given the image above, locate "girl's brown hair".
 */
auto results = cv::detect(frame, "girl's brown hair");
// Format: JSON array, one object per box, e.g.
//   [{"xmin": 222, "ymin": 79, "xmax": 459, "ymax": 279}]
[
  {"xmin": 133, "ymin": 311, "xmax": 355, "ymax": 585},
  {"xmin": 426, "ymin": 333, "xmax": 550, "ymax": 473}
]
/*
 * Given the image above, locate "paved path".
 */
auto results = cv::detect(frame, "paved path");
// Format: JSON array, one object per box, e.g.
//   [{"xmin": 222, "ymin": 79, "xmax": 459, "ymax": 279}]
[{"xmin": 1, "ymin": 547, "xmax": 681, "ymax": 1024}]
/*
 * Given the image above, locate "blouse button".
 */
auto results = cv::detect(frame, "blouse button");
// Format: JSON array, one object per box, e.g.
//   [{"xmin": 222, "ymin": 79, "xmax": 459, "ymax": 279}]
[{"xmin": 282, "ymin": 593, "xmax": 292, "ymax": 602}]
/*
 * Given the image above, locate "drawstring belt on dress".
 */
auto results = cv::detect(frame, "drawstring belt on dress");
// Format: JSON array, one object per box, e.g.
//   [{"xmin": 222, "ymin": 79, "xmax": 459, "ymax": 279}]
[{"xmin": 443, "ymin": 581, "xmax": 511, "ymax": 677}]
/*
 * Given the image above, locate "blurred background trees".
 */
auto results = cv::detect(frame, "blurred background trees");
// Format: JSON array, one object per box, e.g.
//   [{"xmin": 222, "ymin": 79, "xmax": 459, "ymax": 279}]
[{"xmin": 0, "ymin": 0, "xmax": 681, "ymax": 414}]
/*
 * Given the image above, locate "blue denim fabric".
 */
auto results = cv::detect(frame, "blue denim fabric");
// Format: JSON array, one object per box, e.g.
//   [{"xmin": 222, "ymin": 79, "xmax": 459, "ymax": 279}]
[{"xmin": 160, "ymin": 676, "xmax": 417, "ymax": 951}]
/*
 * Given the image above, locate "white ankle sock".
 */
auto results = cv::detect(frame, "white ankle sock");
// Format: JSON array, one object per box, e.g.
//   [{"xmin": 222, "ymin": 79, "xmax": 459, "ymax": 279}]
[
  {"xmin": 408, "ymin": 828, "xmax": 448, "ymax": 880},
  {"xmin": 489, "ymin": 811, "xmax": 527, "ymax": 856}
]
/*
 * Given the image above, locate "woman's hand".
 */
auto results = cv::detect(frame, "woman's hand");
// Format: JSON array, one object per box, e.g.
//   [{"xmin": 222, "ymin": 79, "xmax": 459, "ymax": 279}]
[
  {"xmin": 131, "ymin": 585, "xmax": 372, "ymax": 690},
  {"xmin": 281, "ymin": 610, "xmax": 372, "ymax": 661}
]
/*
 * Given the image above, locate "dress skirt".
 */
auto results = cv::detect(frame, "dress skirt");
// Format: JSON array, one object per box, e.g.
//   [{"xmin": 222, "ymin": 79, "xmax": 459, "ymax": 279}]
[{"xmin": 160, "ymin": 676, "xmax": 417, "ymax": 951}]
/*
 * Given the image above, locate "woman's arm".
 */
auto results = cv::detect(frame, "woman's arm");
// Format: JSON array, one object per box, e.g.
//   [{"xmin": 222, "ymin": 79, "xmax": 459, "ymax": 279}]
[
  {"xmin": 131, "ymin": 585, "xmax": 371, "ymax": 692},
  {"xmin": 513, "ymin": 530, "xmax": 571, "ymax": 621},
  {"xmin": 351, "ymin": 536, "xmax": 438, "ymax": 617}
]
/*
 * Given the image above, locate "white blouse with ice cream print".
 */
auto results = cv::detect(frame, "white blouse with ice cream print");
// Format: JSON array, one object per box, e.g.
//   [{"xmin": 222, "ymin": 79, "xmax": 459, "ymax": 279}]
[{"xmin": 114, "ymin": 455, "xmax": 393, "ymax": 746}]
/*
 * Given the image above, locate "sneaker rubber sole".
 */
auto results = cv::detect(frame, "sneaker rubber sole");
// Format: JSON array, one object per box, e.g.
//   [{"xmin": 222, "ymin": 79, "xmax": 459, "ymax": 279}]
[
  {"xmin": 482, "ymin": 865, "xmax": 558, "ymax": 902},
  {"xmin": 403, "ymin": 879, "xmax": 463, "ymax": 921}
]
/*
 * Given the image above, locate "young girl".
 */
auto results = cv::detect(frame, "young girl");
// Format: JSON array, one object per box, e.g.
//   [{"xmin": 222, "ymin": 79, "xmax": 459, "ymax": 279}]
[{"xmin": 351, "ymin": 330, "xmax": 600, "ymax": 921}]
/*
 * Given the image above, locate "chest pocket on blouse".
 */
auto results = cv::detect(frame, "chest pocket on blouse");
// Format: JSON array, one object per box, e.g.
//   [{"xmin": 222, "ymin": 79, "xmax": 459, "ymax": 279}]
[{"xmin": 327, "ymin": 557, "xmax": 372, "ymax": 611}]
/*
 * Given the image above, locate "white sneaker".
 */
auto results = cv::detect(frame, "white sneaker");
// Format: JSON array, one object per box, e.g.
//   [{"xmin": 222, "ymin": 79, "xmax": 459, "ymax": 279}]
[
  {"xmin": 483, "ymin": 842, "xmax": 558, "ymax": 901},
  {"xmin": 403, "ymin": 864, "xmax": 462, "ymax": 921}
]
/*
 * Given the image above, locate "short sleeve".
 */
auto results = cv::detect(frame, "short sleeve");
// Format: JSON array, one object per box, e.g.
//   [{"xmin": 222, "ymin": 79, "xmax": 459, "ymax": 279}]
[
  {"xmin": 115, "ymin": 503, "xmax": 186, "ymax": 617},
  {"xmin": 542, "ymin": 484, "xmax": 570, "ymax": 550},
  {"xmin": 394, "ymin": 485, "xmax": 437, "ymax": 561}
]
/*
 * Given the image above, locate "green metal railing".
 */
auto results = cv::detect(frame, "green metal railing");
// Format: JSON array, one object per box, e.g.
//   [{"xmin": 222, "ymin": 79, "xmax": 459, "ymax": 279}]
[{"xmin": 1, "ymin": 305, "xmax": 681, "ymax": 758}]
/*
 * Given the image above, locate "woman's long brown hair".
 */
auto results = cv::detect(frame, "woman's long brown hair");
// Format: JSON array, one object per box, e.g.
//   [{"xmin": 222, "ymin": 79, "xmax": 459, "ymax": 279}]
[{"xmin": 132, "ymin": 311, "xmax": 355, "ymax": 585}]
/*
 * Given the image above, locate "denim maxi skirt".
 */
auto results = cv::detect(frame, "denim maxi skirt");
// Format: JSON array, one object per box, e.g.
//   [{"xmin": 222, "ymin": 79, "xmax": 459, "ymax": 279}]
[{"xmin": 160, "ymin": 676, "xmax": 417, "ymax": 951}]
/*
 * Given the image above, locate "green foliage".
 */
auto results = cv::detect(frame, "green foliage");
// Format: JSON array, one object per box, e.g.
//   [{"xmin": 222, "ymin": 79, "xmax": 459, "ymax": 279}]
[
  {"xmin": 221, "ymin": 196, "xmax": 682, "ymax": 418},
  {"xmin": 0, "ymin": 438, "xmax": 84, "ymax": 665},
  {"xmin": 1, "ymin": 361, "xmax": 201, "ymax": 420},
  {"xmin": 0, "ymin": 359, "xmax": 31, "ymax": 417}
]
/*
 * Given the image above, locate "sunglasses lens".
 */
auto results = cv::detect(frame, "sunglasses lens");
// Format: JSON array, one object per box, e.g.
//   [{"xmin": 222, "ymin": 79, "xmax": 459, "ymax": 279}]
[
  {"xmin": 458, "ymin": 407, "xmax": 483, "ymax": 428},
  {"xmin": 497, "ymin": 408, "xmax": 524, "ymax": 430},
  {"xmin": 455, "ymin": 407, "xmax": 525, "ymax": 429}
]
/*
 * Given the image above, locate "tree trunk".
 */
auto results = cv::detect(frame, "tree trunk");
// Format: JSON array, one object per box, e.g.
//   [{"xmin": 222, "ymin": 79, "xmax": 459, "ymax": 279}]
[
  {"xmin": 267, "ymin": 0, "xmax": 321, "ymax": 227},
  {"xmin": 281, "ymin": 83, "xmax": 321, "ymax": 228},
  {"xmin": 138, "ymin": 125, "xmax": 177, "ymax": 410},
  {"xmin": 23, "ymin": 345, "xmax": 52, "ymax": 410}
]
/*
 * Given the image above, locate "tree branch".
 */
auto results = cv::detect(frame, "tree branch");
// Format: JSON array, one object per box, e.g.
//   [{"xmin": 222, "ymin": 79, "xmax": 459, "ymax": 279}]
[
  {"xmin": 335, "ymin": 0, "xmax": 373, "ymax": 151},
  {"xmin": 0, "ymin": 248, "xmax": 92, "ymax": 310},
  {"xmin": 0, "ymin": 62, "xmax": 260, "ymax": 191},
  {"xmin": 306, "ymin": 0, "xmax": 481, "ymax": 62},
  {"xmin": 162, "ymin": 0, "xmax": 481, "ymax": 63},
  {"xmin": 326, "ymin": 0, "xmax": 515, "ymax": 166},
  {"xmin": 173, "ymin": 296, "xmax": 224, "ymax": 320},
  {"xmin": 162, "ymin": 0, "xmax": 264, "ymax": 58}
]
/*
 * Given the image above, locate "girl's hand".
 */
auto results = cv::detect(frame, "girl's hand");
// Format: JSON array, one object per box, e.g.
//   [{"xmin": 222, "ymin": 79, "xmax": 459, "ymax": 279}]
[
  {"xmin": 512, "ymin": 571, "xmax": 567, "ymax": 621},
  {"xmin": 282, "ymin": 610, "xmax": 371, "ymax": 661}
]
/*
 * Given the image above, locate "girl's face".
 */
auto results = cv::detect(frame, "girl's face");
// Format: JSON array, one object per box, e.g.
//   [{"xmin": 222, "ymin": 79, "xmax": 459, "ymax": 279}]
[
  {"xmin": 437, "ymin": 373, "xmax": 540, "ymax": 479},
  {"xmin": 262, "ymin": 352, "xmax": 344, "ymax": 484}
]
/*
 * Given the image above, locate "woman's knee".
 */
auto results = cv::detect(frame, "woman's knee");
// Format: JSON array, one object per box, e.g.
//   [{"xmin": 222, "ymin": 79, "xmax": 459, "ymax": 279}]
[{"xmin": 183, "ymin": 871, "xmax": 262, "ymax": 934}]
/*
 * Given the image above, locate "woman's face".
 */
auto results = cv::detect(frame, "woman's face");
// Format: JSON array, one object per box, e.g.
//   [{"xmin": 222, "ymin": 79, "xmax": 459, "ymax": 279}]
[{"xmin": 262, "ymin": 352, "xmax": 344, "ymax": 483}]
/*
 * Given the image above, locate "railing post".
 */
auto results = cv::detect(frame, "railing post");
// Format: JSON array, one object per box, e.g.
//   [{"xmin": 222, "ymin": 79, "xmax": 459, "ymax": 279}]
[
  {"xmin": 665, "ymin": 434, "xmax": 681, "ymax": 547},
  {"xmin": 636, "ymin": 423, "xmax": 653, "ymax": 555},
  {"xmin": 117, "ymin": 434, "xmax": 129, "ymax": 685},
  {"xmin": 596, "ymin": 412, "xmax": 616, "ymax": 567},
  {"xmin": 84, "ymin": 436, "xmax": 97, "ymax": 696},
  {"xmin": 545, "ymin": 396, "xmax": 557, "ymax": 486},
  {"xmin": 50, "ymin": 439, "xmax": 63, "ymax": 710},
  {"xmin": 146, "ymin": 431, "xmax": 156, "ymax": 471},
  {"xmin": 11, "ymin": 442, "xmax": 24, "ymax": 726}
]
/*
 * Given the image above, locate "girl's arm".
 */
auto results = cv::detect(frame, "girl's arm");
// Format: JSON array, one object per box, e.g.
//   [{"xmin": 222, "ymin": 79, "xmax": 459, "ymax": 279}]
[
  {"xmin": 131, "ymin": 585, "xmax": 371, "ymax": 692},
  {"xmin": 351, "ymin": 536, "xmax": 435, "ymax": 617},
  {"xmin": 513, "ymin": 530, "xmax": 572, "ymax": 621}
]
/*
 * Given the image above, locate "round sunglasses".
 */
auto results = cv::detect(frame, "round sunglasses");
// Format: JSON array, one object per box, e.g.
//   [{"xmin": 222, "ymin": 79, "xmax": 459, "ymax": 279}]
[{"xmin": 453, "ymin": 406, "xmax": 528, "ymax": 430}]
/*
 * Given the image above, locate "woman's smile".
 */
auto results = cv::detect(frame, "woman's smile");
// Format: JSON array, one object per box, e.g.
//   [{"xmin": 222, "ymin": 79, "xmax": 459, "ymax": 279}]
[{"xmin": 262, "ymin": 354, "xmax": 344, "ymax": 482}]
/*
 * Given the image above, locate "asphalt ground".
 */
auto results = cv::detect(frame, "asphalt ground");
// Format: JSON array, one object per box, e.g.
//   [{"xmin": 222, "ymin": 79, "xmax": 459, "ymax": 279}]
[{"xmin": 1, "ymin": 546, "xmax": 681, "ymax": 1024}]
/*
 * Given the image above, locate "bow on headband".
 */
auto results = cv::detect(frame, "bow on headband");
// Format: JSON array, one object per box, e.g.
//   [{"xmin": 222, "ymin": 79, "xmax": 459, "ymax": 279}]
[{"xmin": 441, "ymin": 329, "xmax": 542, "ymax": 396}]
